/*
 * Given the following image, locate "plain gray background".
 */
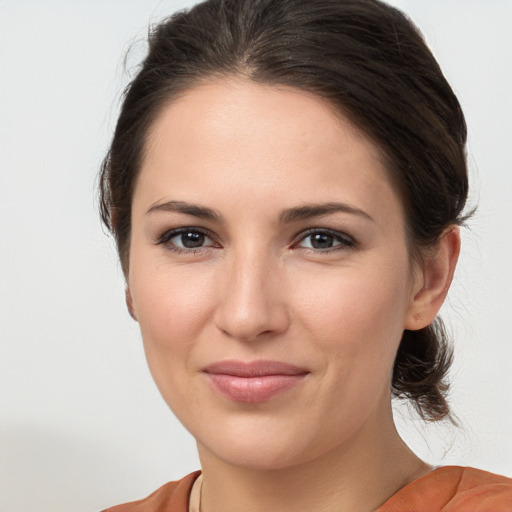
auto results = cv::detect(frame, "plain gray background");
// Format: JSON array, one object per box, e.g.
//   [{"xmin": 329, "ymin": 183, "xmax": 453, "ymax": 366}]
[{"xmin": 1, "ymin": 1, "xmax": 511, "ymax": 511}]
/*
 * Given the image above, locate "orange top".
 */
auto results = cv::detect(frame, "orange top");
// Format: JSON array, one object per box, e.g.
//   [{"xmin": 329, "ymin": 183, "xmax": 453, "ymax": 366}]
[
  {"xmin": 102, "ymin": 466, "xmax": 512, "ymax": 512},
  {"xmin": 376, "ymin": 466, "xmax": 512, "ymax": 511}
]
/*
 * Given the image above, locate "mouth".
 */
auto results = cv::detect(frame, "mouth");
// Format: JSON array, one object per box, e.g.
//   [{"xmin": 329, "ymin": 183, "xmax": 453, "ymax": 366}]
[{"xmin": 202, "ymin": 360, "xmax": 310, "ymax": 403}]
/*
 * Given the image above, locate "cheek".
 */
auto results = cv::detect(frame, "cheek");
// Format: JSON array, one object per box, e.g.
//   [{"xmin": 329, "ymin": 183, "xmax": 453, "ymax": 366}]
[
  {"xmin": 129, "ymin": 258, "xmax": 217, "ymax": 355},
  {"xmin": 128, "ymin": 261, "xmax": 219, "ymax": 415},
  {"xmin": 292, "ymin": 258, "xmax": 411, "ymax": 369},
  {"xmin": 286, "ymin": 260, "xmax": 411, "ymax": 442}
]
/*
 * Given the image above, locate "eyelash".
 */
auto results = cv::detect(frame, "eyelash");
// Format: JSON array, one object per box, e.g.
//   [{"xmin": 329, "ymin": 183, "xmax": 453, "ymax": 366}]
[
  {"xmin": 157, "ymin": 227, "xmax": 218, "ymax": 254},
  {"xmin": 292, "ymin": 228, "xmax": 356, "ymax": 253},
  {"xmin": 156, "ymin": 227, "xmax": 356, "ymax": 254}
]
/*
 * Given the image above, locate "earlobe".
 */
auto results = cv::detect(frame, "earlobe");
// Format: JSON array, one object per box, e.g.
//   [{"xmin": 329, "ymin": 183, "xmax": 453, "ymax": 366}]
[
  {"xmin": 125, "ymin": 287, "xmax": 138, "ymax": 321},
  {"xmin": 405, "ymin": 226, "xmax": 461, "ymax": 330}
]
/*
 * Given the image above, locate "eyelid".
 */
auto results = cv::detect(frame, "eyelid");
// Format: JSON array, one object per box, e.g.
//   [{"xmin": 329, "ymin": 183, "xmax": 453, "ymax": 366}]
[
  {"xmin": 292, "ymin": 227, "xmax": 356, "ymax": 251},
  {"xmin": 156, "ymin": 226, "xmax": 220, "ymax": 251}
]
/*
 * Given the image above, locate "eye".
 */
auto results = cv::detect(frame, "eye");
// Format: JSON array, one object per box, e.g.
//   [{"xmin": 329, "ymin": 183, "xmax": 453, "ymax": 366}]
[
  {"xmin": 158, "ymin": 227, "xmax": 217, "ymax": 252},
  {"xmin": 295, "ymin": 229, "xmax": 355, "ymax": 252}
]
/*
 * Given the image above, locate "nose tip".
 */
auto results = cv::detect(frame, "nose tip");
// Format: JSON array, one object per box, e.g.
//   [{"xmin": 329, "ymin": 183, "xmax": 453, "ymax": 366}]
[
  {"xmin": 214, "ymin": 260, "xmax": 289, "ymax": 342},
  {"xmin": 217, "ymin": 313, "xmax": 284, "ymax": 343}
]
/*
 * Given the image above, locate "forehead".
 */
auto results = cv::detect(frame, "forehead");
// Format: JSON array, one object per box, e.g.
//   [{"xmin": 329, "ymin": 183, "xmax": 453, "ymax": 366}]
[
  {"xmin": 144, "ymin": 77, "xmax": 384, "ymax": 169},
  {"xmin": 135, "ymin": 78, "xmax": 403, "ymax": 226}
]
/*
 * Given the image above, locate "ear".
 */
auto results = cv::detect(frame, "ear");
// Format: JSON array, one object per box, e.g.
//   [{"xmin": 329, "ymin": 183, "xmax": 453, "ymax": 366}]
[
  {"xmin": 125, "ymin": 287, "xmax": 138, "ymax": 321},
  {"xmin": 405, "ymin": 226, "xmax": 460, "ymax": 330}
]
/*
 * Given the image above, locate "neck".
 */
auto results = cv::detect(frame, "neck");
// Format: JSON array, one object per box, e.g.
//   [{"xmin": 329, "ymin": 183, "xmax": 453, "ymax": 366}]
[{"xmin": 197, "ymin": 409, "xmax": 431, "ymax": 512}]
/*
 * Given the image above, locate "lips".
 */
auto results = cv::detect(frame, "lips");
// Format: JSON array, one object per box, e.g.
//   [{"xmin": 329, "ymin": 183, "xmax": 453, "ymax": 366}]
[{"xmin": 202, "ymin": 360, "xmax": 309, "ymax": 403}]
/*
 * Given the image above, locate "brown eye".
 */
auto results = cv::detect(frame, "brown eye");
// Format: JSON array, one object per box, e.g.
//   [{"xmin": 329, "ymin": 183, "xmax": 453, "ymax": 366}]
[
  {"xmin": 179, "ymin": 231, "xmax": 205, "ymax": 248},
  {"xmin": 309, "ymin": 233, "xmax": 336, "ymax": 249},
  {"xmin": 297, "ymin": 229, "xmax": 355, "ymax": 251},
  {"xmin": 159, "ymin": 228, "xmax": 216, "ymax": 252}
]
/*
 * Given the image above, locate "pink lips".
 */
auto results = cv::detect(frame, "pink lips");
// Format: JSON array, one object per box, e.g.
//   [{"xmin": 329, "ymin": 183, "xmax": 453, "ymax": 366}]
[{"xmin": 202, "ymin": 360, "xmax": 309, "ymax": 403}]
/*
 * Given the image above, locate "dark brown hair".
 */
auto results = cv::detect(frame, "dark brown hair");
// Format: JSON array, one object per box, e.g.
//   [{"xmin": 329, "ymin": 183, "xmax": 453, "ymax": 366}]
[{"xmin": 99, "ymin": 0, "xmax": 470, "ymax": 422}]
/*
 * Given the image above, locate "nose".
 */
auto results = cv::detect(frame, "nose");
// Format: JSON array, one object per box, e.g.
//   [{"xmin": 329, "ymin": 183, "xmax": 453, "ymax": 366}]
[{"xmin": 214, "ymin": 247, "xmax": 290, "ymax": 342}]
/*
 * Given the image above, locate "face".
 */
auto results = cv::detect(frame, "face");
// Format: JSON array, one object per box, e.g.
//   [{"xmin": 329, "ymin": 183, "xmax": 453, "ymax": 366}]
[{"xmin": 127, "ymin": 78, "xmax": 422, "ymax": 471}]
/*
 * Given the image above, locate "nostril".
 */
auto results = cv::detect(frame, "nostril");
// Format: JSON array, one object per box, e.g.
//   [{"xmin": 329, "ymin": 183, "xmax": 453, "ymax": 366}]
[{"xmin": 214, "ymin": 306, "xmax": 289, "ymax": 342}]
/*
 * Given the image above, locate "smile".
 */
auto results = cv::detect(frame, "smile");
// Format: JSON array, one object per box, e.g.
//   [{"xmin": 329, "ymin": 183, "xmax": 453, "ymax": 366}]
[{"xmin": 202, "ymin": 360, "xmax": 310, "ymax": 403}]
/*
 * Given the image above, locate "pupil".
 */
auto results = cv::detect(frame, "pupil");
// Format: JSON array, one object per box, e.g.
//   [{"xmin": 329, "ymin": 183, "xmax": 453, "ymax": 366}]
[
  {"xmin": 182, "ymin": 232, "xmax": 204, "ymax": 248},
  {"xmin": 311, "ymin": 233, "xmax": 334, "ymax": 249}
]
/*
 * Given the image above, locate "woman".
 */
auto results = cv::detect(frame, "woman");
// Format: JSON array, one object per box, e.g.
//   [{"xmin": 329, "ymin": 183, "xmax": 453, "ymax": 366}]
[{"xmin": 99, "ymin": 0, "xmax": 512, "ymax": 510}]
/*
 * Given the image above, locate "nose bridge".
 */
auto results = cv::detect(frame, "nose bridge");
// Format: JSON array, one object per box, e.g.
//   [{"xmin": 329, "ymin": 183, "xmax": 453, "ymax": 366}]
[{"xmin": 214, "ymin": 242, "xmax": 288, "ymax": 341}]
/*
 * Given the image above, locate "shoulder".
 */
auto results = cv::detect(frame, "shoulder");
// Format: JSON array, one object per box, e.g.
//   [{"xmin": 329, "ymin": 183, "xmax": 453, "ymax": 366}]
[
  {"xmin": 378, "ymin": 466, "xmax": 512, "ymax": 512},
  {"xmin": 101, "ymin": 471, "xmax": 201, "ymax": 512}
]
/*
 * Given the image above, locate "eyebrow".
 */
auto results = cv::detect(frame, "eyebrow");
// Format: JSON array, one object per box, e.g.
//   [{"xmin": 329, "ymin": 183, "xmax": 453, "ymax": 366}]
[
  {"xmin": 279, "ymin": 202, "xmax": 374, "ymax": 223},
  {"xmin": 146, "ymin": 200, "xmax": 224, "ymax": 222},
  {"xmin": 146, "ymin": 200, "xmax": 373, "ymax": 223}
]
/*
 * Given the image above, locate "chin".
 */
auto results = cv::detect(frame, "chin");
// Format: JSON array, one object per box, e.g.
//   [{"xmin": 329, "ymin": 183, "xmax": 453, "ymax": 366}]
[
  {"xmin": 204, "ymin": 440, "xmax": 311, "ymax": 471},
  {"xmin": 193, "ymin": 414, "xmax": 346, "ymax": 472}
]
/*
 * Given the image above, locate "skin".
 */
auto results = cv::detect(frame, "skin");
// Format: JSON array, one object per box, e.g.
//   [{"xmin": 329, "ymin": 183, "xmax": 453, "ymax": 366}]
[{"xmin": 127, "ymin": 78, "xmax": 460, "ymax": 512}]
